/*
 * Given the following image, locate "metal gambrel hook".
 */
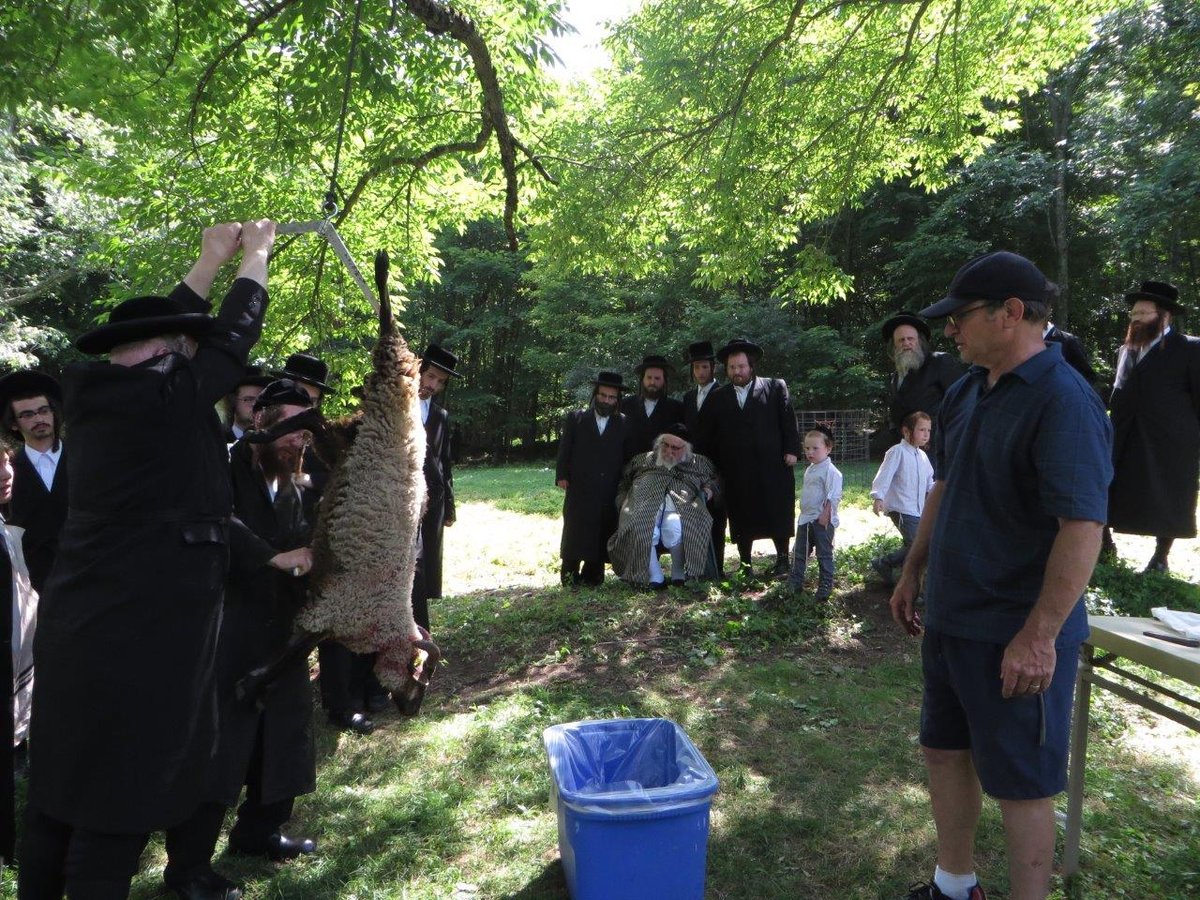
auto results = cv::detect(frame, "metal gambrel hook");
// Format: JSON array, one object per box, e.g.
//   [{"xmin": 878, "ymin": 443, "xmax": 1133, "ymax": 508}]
[{"xmin": 275, "ymin": 209, "xmax": 378, "ymax": 314}]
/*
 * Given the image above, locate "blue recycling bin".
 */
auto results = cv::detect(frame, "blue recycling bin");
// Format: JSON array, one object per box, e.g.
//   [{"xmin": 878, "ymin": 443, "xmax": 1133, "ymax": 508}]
[{"xmin": 543, "ymin": 718, "xmax": 719, "ymax": 900}]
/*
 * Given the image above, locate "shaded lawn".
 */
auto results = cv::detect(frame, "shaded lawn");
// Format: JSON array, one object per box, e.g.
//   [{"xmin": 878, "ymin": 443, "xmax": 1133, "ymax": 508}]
[{"xmin": 7, "ymin": 465, "xmax": 1198, "ymax": 899}]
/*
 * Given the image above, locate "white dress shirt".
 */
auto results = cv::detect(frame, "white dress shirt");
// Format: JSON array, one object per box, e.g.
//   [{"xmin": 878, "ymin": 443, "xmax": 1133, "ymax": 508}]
[
  {"xmin": 25, "ymin": 443, "xmax": 62, "ymax": 492},
  {"xmin": 733, "ymin": 383, "xmax": 751, "ymax": 409},
  {"xmin": 870, "ymin": 440, "xmax": 934, "ymax": 517}
]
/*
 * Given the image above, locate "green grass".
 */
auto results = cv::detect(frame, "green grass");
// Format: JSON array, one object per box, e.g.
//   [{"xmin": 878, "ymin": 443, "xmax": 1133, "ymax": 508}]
[
  {"xmin": 455, "ymin": 464, "xmax": 563, "ymax": 517},
  {"xmin": 16, "ymin": 465, "xmax": 1197, "ymax": 899}
]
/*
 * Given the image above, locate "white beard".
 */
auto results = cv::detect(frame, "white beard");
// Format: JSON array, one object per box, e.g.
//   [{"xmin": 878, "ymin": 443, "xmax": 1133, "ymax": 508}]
[{"xmin": 895, "ymin": 347, "xmax": 926, "ymax": 377}]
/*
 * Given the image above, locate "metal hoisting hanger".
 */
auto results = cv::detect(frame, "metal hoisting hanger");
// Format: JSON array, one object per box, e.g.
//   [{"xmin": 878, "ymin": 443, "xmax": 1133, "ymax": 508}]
[
  {"xmin": 275, "ymin": 0, "xmax": 377, "ymax": 312},
  {"xmin": 276, "ymin": 207, "xmax": 378, "ymax": 314}
]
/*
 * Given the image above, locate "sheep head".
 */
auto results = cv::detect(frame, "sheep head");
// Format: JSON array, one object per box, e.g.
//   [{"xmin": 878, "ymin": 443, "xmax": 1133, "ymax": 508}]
[{"xmin": 375, "ymin": 626, "xmax": 441, "ymax": 716}]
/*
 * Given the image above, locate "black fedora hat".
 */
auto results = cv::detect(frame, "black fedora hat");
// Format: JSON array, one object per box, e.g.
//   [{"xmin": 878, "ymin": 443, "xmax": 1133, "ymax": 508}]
[
  {"xmin": 684, "ymin": 341, "xmax": 716, "ymax": 363},
  {"xmin": 715, "ymin": 337, "xmax": 763, "ymax": 364},
  {"xmin": 273, "ymin": 353, "xmax": 333, "ymax": 392},
  {"xmin": 1125, "ymin": 280, "xmax": 1187, "ymax": 315},
  {"xmin": 634, "ymin": 354, "xmax": 674, "ymax": 376},
  {"xmin": 881, "ymin": 312, "xmax": 931, "ymax": 343},
  {"xmin": 421, "ymin": 344, "xmax": 462, "ymax": 378},
  {"xmin": 236, "ymin": 365, "xmax": 274, "ymax": 390},
  {"xmin": 253, "ymin": 378, "xmax": 315, "ymax": 412},
  {"xmin": 0, "ymin": 370, "xmax": 62, "ymax": 409},
  {"xmin": 75, "ymin": 295, "xmax": 214, "ymax": 355},
  {"xmin": 591, "ymin": 371, "xmax": 626, "ymax": 392}
]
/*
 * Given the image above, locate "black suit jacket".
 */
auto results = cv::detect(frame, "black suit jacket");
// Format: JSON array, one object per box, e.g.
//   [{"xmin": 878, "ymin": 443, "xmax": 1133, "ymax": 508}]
[
  {"xmin": 7, "ymin": 443, "xmax": 68, "ymax": 596},
  {"xmin": 28, "ymin": 276, "xmax": 269, "ymax": 833},
  {"xmin": 620, "ymin": 394, "xmax": 685, "ymax": 456},
  {"xmin": 1108, "ymin": 329, "xmax": 1200, "ymax": 537},
  {"xmin": 682, "ymin": 382, "xmax": 720, "ymax": 454}
]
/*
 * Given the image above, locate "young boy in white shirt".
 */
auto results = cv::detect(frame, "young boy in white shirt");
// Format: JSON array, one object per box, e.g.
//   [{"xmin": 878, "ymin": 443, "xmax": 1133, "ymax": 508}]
[
  {"xmin": 869, "ymin": 410, "xmax": 934, "ymax": 585},
  {"xmin": 788, "ymin": 425, "xmax": 842, "ymax": 600}
]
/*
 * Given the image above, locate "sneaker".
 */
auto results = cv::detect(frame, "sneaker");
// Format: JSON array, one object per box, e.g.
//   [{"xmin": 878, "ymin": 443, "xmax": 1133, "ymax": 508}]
[{"xmin": 904, "ymin": 881, "xmax": 986, "ymax": 900}]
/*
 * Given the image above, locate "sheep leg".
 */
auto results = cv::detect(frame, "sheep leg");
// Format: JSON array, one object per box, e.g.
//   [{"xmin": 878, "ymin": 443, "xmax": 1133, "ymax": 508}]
[{"xmin": 236, "ymin": 629, "xmax": 327, "ymax": 709}]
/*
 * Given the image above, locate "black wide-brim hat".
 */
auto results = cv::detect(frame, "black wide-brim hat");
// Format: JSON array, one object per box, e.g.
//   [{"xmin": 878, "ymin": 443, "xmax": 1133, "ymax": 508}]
[
  {"xmin": 272, "ymin": 352, "xmax": 333, "ymax": 392},
  {"xmin": 634, "ymin": 354, "xmax": 674, "ymax": 376},
  {"xmin": 253, "ymin": 378, "xmax": 315, "ymax": 412},
  {"xmin": 0, "ymin": 369, "xmax": 62, "ymax": 409},
  {"xmin": 881, "ymin": 312, "xmax": 931, "ymax": 343},
  {"xmin": 684, "ymin": 341, "xmax": 716, "ymax": 363},
  {"xmin": 421, "ymin": 343, "xmax": 462, "ymax": 378},
  {"xmin": 236, "ymin": 365, "xmax": 274, "ymax": 390},
  {"xmin": 716, "ymin": 337, "xmax": 763, "ymax": 363},
  {"xmin": 1125, "ymin": 280, "xmax": 1187, "ymax": 315},
  {"xmin": 75, "ymin": 295, "xmax": 214, "ymax": 355},
  {"xmin": 591, "ymin": 371, "xmax": 626, "ymax": 392}
]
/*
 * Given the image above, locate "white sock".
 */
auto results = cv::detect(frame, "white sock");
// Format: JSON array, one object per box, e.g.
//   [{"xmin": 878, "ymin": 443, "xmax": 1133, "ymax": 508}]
[
  {"xmin": 933, "ymin": 865, "xmax": 978, "ymax": 900},
  {"xmin": 648, "ymin": 545, "xmax": 664, "ymax": 583}
]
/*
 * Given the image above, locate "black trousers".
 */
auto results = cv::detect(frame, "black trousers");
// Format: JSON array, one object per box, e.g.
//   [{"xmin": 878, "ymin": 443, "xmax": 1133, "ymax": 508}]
[
  {"xmin": 19, "ymin": 803, "xmax": 224, "ymax": 900},
  {"xmin": 561, "ymin": 559, "xmax": 604, "ymax": 586},
  {"xmin": 318, "ymin": 641, "xmax": 381, "ymax": 713},
  {"xmin": 227, "ymin": 722, "xmax": 294, "ymax": 851}
]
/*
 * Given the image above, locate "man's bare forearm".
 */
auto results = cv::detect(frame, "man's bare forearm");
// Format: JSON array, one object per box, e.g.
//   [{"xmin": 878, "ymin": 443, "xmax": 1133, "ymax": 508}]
[{"xmin": 1023, "ymin": 519, "xmax": 1104, "ymax": 640}]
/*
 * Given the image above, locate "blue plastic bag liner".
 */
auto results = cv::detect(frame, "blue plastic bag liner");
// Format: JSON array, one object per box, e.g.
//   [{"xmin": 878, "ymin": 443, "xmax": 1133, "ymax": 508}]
[{"xmin": 543, "ymin": 718, "xmax": 719, "ymax": 817}]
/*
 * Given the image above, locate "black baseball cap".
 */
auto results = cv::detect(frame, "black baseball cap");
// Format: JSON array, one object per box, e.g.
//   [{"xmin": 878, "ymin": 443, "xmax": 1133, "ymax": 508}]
[{"xmin": 920, "ymin": 251, "xmax": 1054, "ymax": 319}]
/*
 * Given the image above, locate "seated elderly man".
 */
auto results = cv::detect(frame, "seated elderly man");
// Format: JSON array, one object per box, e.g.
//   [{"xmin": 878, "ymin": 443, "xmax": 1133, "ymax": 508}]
[{"xmin": 608, "ymin": 424, "xmax": 719, "ymax": 588}]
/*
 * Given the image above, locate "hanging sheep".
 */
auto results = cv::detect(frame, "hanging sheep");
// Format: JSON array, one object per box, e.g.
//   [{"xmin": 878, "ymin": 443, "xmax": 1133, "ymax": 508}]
[{"xmin": 238, "ymin": 251, "xmax": 441, "ymax": 716}]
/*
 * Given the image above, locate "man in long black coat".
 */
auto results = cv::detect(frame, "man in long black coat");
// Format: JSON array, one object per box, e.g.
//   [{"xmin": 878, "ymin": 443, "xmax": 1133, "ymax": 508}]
[
  {"xmin": 417, "ymin": 343, "xmax": 459, "ymax": 608},
  {"xmin": 621, "ymin": 354, "xmax": 685, "ymax": 456},
  {"xmin": 0, "ymin": 370, "xmax": 68, "ymax": 597},
  {"xmin": 556, "ymin": 372, "xmax": 631, "ymax": 586},
  {"xmin": 1107, "ymin": 280, "xmax": 1200, "ymax": 573},
  {"xmin": 20, "ymin": 221, "xmax": 288, "ymax": 900},
  {"xmin": 701, "ymin": 339, "xmax": 801, "ymax": 578},
  {"xmin": 165, "ymin": 379, "xmax": 317, "ymax": 890},
  {"xmin": 881, "ymin": 312, "xmax": 966, "ymax": 440},
  {"xmin": 681, "ymin": 341, "xmax": 727, "ymax": 575}
]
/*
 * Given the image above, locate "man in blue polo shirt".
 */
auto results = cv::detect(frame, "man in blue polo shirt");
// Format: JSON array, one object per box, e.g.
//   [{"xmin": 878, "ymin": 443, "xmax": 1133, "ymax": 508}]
[{"xmin": 890, "ymin": 252, "xmax": 1112, "ymax": 900}]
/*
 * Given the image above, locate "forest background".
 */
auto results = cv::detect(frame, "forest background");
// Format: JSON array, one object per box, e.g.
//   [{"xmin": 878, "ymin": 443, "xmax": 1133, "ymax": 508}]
[{"xmin": 1, "ymin": 0, "xmax": 1197, "ymax": 459}]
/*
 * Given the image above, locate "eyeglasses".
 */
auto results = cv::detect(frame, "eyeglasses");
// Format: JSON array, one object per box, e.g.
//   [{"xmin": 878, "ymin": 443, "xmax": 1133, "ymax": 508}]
[
  {"xmin": 947, "ymin": 302, "xmax": 994, "ymax": 328},
  {"xmin": 15, "ymin": 405, "xmax": 52, "ymax": 421}
]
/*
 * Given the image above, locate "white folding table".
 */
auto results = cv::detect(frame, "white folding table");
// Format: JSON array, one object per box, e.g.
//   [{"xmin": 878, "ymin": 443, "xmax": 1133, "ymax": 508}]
[{"xmin": 1063, "ymin": 614, "xmax": 1200, "ymax": 876}]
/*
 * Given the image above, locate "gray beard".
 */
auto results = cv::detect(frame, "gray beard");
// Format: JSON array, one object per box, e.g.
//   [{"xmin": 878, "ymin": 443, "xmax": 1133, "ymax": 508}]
[
  {"xmin": 895, "ymin": 348, "xmax": 926, "ymax": 377},
  {"xmin": 654, "ymin": 454, "xmax": 678, "ymax": 469}
]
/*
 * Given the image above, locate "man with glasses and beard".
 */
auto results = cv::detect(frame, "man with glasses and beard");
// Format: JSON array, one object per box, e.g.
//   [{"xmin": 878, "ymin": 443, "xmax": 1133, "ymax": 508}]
[
  {"xmin": 556, "ymin": 372, "xmax": 632, "ymax": 586},
  {"xmin": 882, "ymin": 313, "xmax": 966, "ymax": 442},
  {"xmin": 162, "ymin": 379, "xmax": 316, "ymax": 896},
  {"xmin": 1106, "ymin": 280, "xmax": 1200, "ymax": 574}
]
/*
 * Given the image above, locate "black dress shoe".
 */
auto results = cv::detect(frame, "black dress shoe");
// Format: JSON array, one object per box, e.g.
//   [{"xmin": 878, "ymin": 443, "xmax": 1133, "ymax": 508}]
[
  {"xmin": 228, "ymin": 832, "xmax": 317, "ymax": 862},
  {"xmin": 1144, "ymin": 558, "xmax": 1169, "ymax": 575},
  {"xmin": 166, "ymin": 868, "xmax": 243, "ymax": 900},
  {"xmin": 328, "ymin": 710, "xmax": 375, "ymax": 735},
  {"xmin": 267, "ymin": 833, "xmax": 317, "ymax": 861}
]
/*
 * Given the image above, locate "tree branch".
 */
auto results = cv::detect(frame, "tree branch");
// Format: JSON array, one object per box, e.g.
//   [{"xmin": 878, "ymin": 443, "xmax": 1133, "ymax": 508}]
[{"xmin": 187, "ymin": 0, "xmax": 303, "ymax": 157}]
